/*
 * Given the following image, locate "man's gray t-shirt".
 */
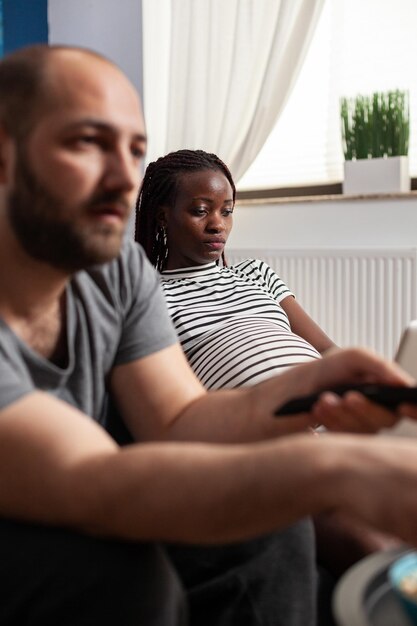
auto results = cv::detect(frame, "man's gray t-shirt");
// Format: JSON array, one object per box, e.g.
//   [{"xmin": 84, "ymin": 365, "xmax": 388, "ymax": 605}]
[
  {"xmin": 0, "ymin": 239, "xmax": 321, "ymax": 624},
  {"xmin": 0, "ymin": 240, "xmax": 178, "ymax": 427}
]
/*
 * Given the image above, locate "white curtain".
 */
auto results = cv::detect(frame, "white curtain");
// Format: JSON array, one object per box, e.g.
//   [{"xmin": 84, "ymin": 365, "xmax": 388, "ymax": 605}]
[
  {"xmin": 239, "ymin": 0, "xmax": 417, "ymax": 190},
  {"xmin": 142, "ymin": 0, "xmax": 324, "ymax": 182}
]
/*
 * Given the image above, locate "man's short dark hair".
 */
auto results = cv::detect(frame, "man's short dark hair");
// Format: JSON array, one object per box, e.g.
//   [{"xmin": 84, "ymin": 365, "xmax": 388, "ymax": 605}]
[{"xmin": 0, "ymin": 44, "xmax": 113, "ymax": 140}]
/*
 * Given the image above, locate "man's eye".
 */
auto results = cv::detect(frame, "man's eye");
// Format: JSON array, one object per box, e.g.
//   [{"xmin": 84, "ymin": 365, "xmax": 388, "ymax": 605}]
[
  {"xmin": 223, "ymin": 209, "xmax": 234, "ymax": 216},
  {"xmin": 131, "ymin": 145, "xmax": 144, "ymax": 159},
  {"xmin": 78, "ymin": 135, "xmax": 98, "ymax": 144},
  {"xmin": 68, "ymin": 135, "xmax": 103, "ymax": 149}
]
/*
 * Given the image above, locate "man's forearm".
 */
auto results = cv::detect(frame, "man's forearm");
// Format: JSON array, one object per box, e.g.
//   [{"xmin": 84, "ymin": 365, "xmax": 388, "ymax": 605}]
[
  {"xmin": 0, "ymin": 391, "xmax": 323, "ymax": 540},
  {"xmin": 60, "ymin": 432, "xmax": 417, "ymax": 548},
  {"xmin": 67, "ymin": 434, "xmax": 336, "ymax": 542},
  {"xmin": 164, "ymin": 363, "xmax": 318, "ymax": 443}
]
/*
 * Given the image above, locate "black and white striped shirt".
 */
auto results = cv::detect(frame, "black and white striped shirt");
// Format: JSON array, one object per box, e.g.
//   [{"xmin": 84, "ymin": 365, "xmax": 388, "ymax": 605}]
[{"xmin": 161, "ymin": 259, "xmax": 320, "ymax": 389}]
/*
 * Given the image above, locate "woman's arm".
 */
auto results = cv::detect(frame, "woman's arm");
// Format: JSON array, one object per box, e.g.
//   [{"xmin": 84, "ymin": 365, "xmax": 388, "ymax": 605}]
[{"xmin": 280, "ymin": 295, "xmax": 335, "ymax": 354}]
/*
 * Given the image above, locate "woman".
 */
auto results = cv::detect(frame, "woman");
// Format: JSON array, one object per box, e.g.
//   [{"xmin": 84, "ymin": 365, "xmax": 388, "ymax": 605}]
[
  {"xmin": 135, "ymin": 149, "xmax": 334, "ymax": 393},
  {"xmin": 135, "ymin": 149, "xmax": 342, "ymax": 626}
]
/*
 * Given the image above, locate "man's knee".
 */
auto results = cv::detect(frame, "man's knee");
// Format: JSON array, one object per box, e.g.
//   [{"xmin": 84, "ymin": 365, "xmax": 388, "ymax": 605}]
[{"xmin": 0, "ymin": 519, "xmax": 187, "ymax": 626}]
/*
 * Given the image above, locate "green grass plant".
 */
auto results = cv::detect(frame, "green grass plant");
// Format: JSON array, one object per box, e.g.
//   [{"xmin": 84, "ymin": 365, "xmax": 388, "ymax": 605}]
[{"xmin": 340, "ymin": 90, "xmax": 409, "ymax": 161}]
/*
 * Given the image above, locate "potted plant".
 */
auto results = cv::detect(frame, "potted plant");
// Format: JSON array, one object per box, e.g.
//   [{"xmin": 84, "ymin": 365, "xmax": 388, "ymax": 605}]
[{"xmin": 340, "ymin": 90, "xmax": 410, "ymax": 194}]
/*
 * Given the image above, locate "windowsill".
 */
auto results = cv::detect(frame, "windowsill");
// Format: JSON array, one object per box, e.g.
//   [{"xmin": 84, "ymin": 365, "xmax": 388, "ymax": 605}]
[
  {"xmin": 236, "ymin": 176, "xmax": 417, "ymax": 206},
  {"xmin": 236, "ymin": 189, "xmax": 417, "ymax": 206}
]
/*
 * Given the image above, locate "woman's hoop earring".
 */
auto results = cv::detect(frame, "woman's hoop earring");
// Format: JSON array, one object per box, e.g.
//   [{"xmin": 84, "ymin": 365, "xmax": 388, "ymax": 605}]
[{"xmin": 155, "ymin": 225, "xmax": 168, "ymax": 271}]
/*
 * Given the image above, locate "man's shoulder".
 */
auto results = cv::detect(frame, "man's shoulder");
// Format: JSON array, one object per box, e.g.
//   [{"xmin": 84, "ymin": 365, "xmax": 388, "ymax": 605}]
[
  {"xmin": 74, "ymin": 240, "xmax": 151, "ymax": 286},
  {"xmin": 91, "ymin": 238, "xmax": 147, "ymax": 275},
  {"xmin": 70, "ymin": 240, "xmax": 158, "ymax": 311}
]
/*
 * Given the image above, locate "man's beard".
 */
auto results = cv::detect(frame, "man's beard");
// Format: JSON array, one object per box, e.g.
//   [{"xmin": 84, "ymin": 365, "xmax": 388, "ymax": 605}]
[{"xmin": 6, "ymin": 147, "xmax": 129, "ymax": 273}]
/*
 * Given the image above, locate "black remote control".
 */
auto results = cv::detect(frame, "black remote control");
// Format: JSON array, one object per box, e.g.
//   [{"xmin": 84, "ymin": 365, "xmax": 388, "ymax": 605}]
[{"xmin": 274, "ymin": 384, "xmax": 417, "ymax": 416}]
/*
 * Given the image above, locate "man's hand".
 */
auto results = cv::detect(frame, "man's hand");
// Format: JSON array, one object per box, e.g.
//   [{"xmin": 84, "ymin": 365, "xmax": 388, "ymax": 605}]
[
  {"xmin": 314, "ymin": 510, "xmax": 404, "ymax": 578},
  {"xmin": 275, "ymin": 347, "xmax": 416, "ymax": 434}
]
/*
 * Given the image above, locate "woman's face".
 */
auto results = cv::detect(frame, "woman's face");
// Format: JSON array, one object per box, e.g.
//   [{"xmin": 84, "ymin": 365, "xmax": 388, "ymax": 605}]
[{"xmin": 162, "ymin": 168, "xmax": 234, "ymax": 269}]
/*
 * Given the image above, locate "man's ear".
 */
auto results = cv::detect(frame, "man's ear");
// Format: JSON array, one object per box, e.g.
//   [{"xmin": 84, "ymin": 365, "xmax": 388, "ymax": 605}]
[{"xmin": 0, "ymin": 126, "xmax": 14, "ymax": 184}]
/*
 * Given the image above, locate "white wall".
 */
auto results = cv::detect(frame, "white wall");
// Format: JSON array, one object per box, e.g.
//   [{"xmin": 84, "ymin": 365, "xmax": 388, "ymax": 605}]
[
  {"xmin": 228, "ymin": 196, "xmax": 417, "ymax": 251},
  {"xmin": 48, "ymin": 0, "xmax": 143, "ymax": 236},
  {"xmin": 48, "ymin": 0, "xmax": 143, "ymax": 94}
]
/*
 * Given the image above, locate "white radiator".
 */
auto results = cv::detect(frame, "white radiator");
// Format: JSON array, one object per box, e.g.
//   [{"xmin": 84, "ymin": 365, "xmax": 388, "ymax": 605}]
[{"xmin": 227, "ymin": 248, "xmax": 417, "ymax": 359}]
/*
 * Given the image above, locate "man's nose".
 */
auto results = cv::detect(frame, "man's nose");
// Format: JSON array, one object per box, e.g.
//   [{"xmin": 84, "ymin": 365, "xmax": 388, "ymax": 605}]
[{"xmin": 104, "ymin": 147, "xmax": 140, "ymax": 192}]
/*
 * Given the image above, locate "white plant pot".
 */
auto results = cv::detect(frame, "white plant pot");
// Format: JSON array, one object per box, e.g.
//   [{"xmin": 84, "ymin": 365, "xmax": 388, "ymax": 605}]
[{"xmin": 343, "ymin": 156, "xmax": 410, "ymax": 195}]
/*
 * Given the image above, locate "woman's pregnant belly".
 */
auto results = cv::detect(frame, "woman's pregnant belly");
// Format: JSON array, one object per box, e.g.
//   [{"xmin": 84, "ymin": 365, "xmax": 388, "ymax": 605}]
[{"xmin": 186, "ymin": 317, "xmax": 321, "ymax": 390}]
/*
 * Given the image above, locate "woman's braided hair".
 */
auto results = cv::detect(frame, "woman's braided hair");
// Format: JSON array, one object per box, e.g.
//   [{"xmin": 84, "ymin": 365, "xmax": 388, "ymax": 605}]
[{"xmin": 135, "ymin": 149, "xmax": 236, "ymax": 271}]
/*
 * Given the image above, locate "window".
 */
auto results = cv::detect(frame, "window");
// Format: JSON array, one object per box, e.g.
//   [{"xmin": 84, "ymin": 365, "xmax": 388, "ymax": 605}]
[
  {"xmin": 238, "ymin": 0, "xmax": 417, "ymax": 191},
  {"xmin": 0, "ymin": 0, "xmax": 3, "ymax": 58}
]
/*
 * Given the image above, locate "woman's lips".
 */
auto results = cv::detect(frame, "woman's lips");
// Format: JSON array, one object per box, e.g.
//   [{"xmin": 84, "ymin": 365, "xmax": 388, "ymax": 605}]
[
  {"xmin": 205, "ymin": 242, "xmax": 224, "ymax": 250},
  {"xmin": 204, "ymin": 239, "xmax": 225, "ymax": 250}
]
